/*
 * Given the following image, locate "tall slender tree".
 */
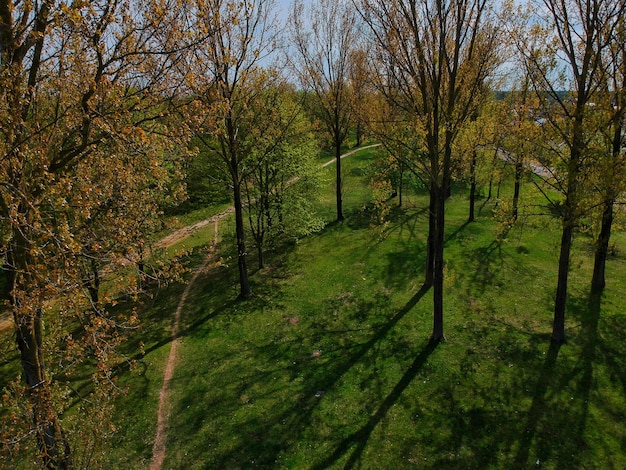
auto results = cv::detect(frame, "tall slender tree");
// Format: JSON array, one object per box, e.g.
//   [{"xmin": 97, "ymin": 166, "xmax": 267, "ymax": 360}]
[
  {"xmin": 591, "ymin": 18, "xmax": 626, "ymax": 293},
  {"xmin": 289, "ymin": 0, "xmax": 358, "ymax": 222},
  {"xmin": 183, "ymin": 0, "xmax": 278, "ymax": 299},
  {"xmin": 357, "ymin": 0, "xmax": 503, "ymax": 341},
  {"xmin": 518, "ymin": 0, "xmax": 626, "ymax": 342},
  {"xmin": 243, "ymin": 83, "xmax": 323, "ymax": 269}
]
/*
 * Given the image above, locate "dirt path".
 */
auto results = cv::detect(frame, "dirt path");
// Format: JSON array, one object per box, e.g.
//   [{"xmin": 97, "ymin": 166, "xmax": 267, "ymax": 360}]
[
  {"xmin": 321, "ymin": 143, "xmax": 381, "ymax": 168},
  {"xmin": 155, "ymin": 144, "xmax": 381, "ymax": 251},
  {"xmin": 0, "ymin": 145, "xmax": 380, "ymax": 464},
  {"xmin": 155, "ymin": 206, "xmax": 235, "ymax": 250},
  {"xmin": 149, "ymin": 219, "xmax": 220, "ymax": 470},
  {"xmin": 148, "ymin": 143, "xmax": 381, "ymax": 468}
]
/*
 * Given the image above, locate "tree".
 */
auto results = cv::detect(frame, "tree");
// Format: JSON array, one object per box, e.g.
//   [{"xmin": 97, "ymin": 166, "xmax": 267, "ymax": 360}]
[
  {"xmin": 454, "ymin": 100, "xmax": 505, "ymax": 224},
  {"xmin": 0, "ymin": 1, "xmax": 191, "ymax": 466},
  {"xmin": 590, "ymin": 18, "xmax": 626, "ymax": 293},
  {"xmin": 183, "ymin": 0, "xmax": 278, "ymax": 299},
  {"xmin": 243, "ymin": 83, "xmax": 323, "ymax": 269},
  {"xmin": 493, "ymin": 80, "xmax": 544, "ymax": 227},
  {"xmin": 348, "ymin": 48, "xmax": 374, "ymax": 147},
  {"xmin": 357, "ymin": 0, "xmax": 503, "ymax": 341},
  {"xmin": 518, "ymin": 0, "xmax": 626, "ymax": 342},
  {"xmin": 290, "ymin": 0, "xmax": 358, "ymax": 222}
]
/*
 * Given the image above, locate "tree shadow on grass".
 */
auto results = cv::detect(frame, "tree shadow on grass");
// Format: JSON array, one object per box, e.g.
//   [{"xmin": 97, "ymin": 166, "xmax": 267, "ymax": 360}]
[
  {"xmin": 445, "ymin": 220, "xmax": 471, "ymax": 244},
  {"xmin": 514, "ymin": 290, "xmax": 607, "ymax": 469},
  {"xmin": 466, "ymin": 240, "xmax": 506, "ymax": 294},
  {"xmin": 513, "ymin": 340, "xmax": 562, "ymax": 467},
  {"xmin": 186, "ymin": 284, "xmax": 432, "ymax": 468},
  {"xmin": 311, "ymin": 338, "xmax": 439, "ymax": 470},
  {"xmin": 377, "ymin": 206, "xmax": 429, "ymax": 290}
]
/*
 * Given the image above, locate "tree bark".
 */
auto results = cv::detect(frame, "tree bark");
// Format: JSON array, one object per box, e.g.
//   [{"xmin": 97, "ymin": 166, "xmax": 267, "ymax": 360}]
[
  {"xmin": 591, "ymin": 196, "xmax": 614, "ymax": 293},
  {"xmin": 468, "ymin": 149, "xmax": 477, "ymax": 222},
  {"xmin": 591, "ymin": 105, "xmax": 623, "ymax": 293},
  {"xmin": 512, "ymin": 161, "xmax": 523, "ymax": 221},
  {"xmin": 257, "ymin": 244, "xmax": 265, "ymax": 270},
  {"xmin": 553, "ymin": 217, "xmax": 573, "ymax": 344},
  {"xmin": 233, "ymin": 179, "xmax": 251, "ymax": 299},
  {"xmin": 87, "ymin": 257, "xmax": 100, "ymax": 304},
  {"xmin": 553, "ymin": 102, "xmax": 585, "ymax": 344},
  {"xmin": 7, "ymin": 239, "xmax": 72, "ymax": 469},
  {"xmin": 424, "ymin": 187, "xmax": 435, "ymax": 287},
  {"xmin": 335, "ymin": 139, "xmax": 344, "ymax": 222},
  {"xmin": 431, "ymin": 184, "xmax": 446, "ymax": 342}
]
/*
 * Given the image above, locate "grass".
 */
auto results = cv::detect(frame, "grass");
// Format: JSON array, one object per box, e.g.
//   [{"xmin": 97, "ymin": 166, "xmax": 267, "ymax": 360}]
[
  {"xmin": 107, "ymin": 149, "xmax": 626, "ymax": 469},
  {"xmin": 2, "ymin": 145, "xmax": 625, "ymax": 468}
]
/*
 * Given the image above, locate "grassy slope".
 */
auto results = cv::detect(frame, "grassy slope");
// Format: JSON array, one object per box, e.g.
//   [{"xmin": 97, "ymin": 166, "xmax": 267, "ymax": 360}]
[
  {"xmin": 110, "ymin": 147, "xmax": 625, "ymax": 469},
  {"xmin": 4, "ymin": 145, "xmax": 622, "ymax": 468}
]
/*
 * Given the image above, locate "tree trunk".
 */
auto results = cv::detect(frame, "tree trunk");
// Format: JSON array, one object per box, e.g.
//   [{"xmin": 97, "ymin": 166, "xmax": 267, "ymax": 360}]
[
  {"xmin": 431, "ymin": 185, "xmax": 446, "ymax": 342},
  {"xmin": 591, "ymin": 110, "xmax": 622, "ymax": 293},
  {"xmin": 257, "ymin": 245, "xmax": 265, "ymax": 270},
  {"xmin": 495, "ymin": 177, "xmax": 502, "ymax": 204},
  {"xmin": 15, "ymin": 313, "xmax": 72, "ymax": 469},
  {"xmin": 468, "ymin": 149, "xmax": 477, "ymax": 222},
  {"xmin": 444, "ymin": 172, "xmax": 452, "ymax": 199},
  {"xmin": 512, "ymin": 161, "xmax": 523, "ymax": 221},
  {"xmin": 335, "ymin": 140, "xmax": 344, "ymax": 222},
  {"xmin": 7, "ymin": 241, "xmax": 72, "ymax": 469},
  {"xmin": 424, "ymin": 187, "xmax": 435, "ymax": 287},
  {"xmin": 553, "ymin": 110, "xmax": 585, "ymax": 344},
  {"xmin": 398, "ymin": 164, "xmax": 404, "ymax": 207},
  {"xmin": 233, "ymin": 180, "xmax": 251, "ymax": 299},
  {"xmin": 256, "ymin": 216, "xmax": 265, "ymax": 271},
  {"xmin": 591, "ymin": 196, "xmax": 614, "ymax": 293},
  {"xmin": 87, "ymin": 257, "xmax": 100, "ymax": 304},
  {"xmin": 553, "ymin": 217, "xmax": 573, "ymax": 344}
]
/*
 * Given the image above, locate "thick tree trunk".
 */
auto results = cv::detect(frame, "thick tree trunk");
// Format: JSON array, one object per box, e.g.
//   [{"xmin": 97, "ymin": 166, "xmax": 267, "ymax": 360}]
[
  {"xmin": 335, "ymin": 141, "xmax": 344, "ymax": 222},
  {"xmin": 15, "ymin": 313, "xmax": 72, "ymax": 469},
  {"xmin": 591, "ymin": 196, "xmax": 614, "ymax": 293},
  {"xmin": 468, "ymin": 150, "xmax": 477, "ymax": 223},
  {"xmin": 444, "ymin": 172, "xmax": 452, "ymax": 200},
  {"xmin": 7, "ymin": 241, "xmax": 72, "ymax": 469},
  {"xmin": 233, "ymin": 180, "xmax": 251, "ymax": 299}
]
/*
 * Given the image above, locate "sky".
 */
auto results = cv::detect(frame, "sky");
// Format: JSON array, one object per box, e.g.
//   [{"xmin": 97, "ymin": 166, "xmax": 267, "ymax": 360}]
[{"xmin": 274, "ymin": 0, "xmax": 293, "ymax": 22}]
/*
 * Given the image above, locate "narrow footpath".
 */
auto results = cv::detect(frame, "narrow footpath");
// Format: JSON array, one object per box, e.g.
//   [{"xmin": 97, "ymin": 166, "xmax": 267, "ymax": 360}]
[
  {"xmin": 148, "ymin": 144, "xmax": 380, "ymax": 469},
  {"xmin": 149, "ymin": 219, "xmax": 219, "ymax": 470}
]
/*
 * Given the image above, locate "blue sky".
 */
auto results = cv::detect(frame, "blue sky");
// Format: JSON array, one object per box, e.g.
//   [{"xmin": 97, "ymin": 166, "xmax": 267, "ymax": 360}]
[{"xmin": 274, "ymin": 0, "xmax": 292, "ymax": 20}]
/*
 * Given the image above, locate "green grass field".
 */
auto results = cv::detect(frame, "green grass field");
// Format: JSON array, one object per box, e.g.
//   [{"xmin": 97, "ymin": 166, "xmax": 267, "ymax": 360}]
[
  {"xmin": 3, "ymin": 145, "xmax": 625, "ymax": 469},
  {"xmin": 107, "ymin": 147, "xmax": 626, "ymax": 469}
]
